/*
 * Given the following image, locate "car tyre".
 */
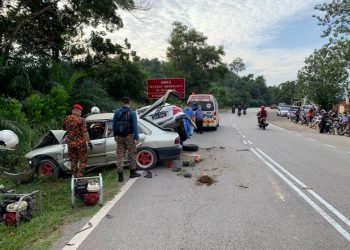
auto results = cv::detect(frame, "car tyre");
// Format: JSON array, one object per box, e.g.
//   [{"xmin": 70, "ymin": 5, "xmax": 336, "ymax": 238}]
[
  {"xmin": 37, "ymin": 158, "xmax": 61, "ymax": 178},
  {"xmin": 136, "ymin": 147, "xmax": 157, "ymax": 170},
  {"xmin": 182, "ymin": 144, "xmax": 199, "ymax": 152}
]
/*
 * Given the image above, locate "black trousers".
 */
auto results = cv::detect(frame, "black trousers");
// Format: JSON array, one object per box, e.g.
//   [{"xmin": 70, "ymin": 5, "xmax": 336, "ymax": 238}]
[{"xmin": 196, "ymin": 120, "xmax": 203, "ymax": 133}]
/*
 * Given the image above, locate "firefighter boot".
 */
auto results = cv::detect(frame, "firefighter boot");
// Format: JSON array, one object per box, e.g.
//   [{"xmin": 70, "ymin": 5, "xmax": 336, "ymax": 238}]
[
  {"xmin": 129, "ymin": 169, "xmax": 141, "ymax": 178},
  {"xmin": 118, "ymin": 172, "xmax": 124, "ymax": 182}
]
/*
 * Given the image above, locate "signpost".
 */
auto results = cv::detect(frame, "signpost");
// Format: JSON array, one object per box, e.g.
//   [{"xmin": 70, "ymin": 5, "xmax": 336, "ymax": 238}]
[{"xmin": 147, "ymin": 78, "xmax": 185, "ymax": 99}]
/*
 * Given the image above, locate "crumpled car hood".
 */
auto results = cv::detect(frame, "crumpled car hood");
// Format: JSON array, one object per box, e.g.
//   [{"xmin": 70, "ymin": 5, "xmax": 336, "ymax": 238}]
[{"xmin": 34, "ymin": 130, "xmax": 66, "ymax": 149}]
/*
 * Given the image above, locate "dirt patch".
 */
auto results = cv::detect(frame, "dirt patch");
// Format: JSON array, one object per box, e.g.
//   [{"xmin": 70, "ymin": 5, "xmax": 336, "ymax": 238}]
[
  {"xmin": 268, "ymin": 110, "xmax": 318, "ymax": 133},
  {"xmin": 196, "ymin": 173, "xmax": 217, "ymax": 186}
]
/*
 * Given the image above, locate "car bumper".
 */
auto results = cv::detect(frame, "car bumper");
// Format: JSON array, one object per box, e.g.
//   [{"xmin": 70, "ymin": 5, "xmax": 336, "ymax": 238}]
[{"xmin": 155, "ymin": 146, "xmax": 182, "ymax": 161}]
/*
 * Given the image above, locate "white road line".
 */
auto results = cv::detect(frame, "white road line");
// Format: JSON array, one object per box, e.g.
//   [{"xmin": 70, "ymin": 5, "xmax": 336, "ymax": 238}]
[
  {"xmin": 256, "ymin": 148, "xmax": 350, "ymax": 230},
  {"xmin": 308, "ymin": 190, "xmax": 350, "ymax": 228},
  {"xmin": 256, "ymin": 148, "xmax": 307, "ymax": 188},
  {"xmin": 308, "ymin": 138, "xmax": 317, "ymax": 142},
  {"xmin": 269, "ymin": 123, "xmax": 286, "ymax": 131},
  {"xmin": 242, "ymin": 140, "xmax": 247, "ymax": 145},
  {"xmin": 242, "ymin": 135, "xmax": 247, "ymax": 138},
  {"xmin": 325, "ymin": 144, "xmax": 336, "ymax": 149},
  {"xmin": 247, "ymin": 140, "xmax": 253, "ymax": 145},
  {"xmin": 63, "ymin": 177, "xmax": 140, "ymax": 250},
  {"xmin": 250, "ymin": 148, "xmax": 350, "ymax": 242}
]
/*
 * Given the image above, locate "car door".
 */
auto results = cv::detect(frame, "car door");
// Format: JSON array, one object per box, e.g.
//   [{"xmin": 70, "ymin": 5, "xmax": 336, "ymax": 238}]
[
  {"xmin": 105, "ymin": 121, "xmax": 147, "ymax": 164},
  {"xmin": 85, "ymin": 121, "xmax": 107, "ymax": 166}
]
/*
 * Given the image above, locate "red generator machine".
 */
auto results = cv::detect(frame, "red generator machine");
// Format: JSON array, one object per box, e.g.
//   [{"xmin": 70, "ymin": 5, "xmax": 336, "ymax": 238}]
[
  {"xmin": 0, "ymin": 190, "xmax": 42, "ymax": 227},
  {"xmin": 71, "ymin": 174, "xmax": 103, "ymax": 208}
]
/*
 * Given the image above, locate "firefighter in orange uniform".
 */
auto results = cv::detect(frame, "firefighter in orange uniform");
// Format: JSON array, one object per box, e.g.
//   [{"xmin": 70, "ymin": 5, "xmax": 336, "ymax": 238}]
[{"xmin": 63, "ymin": 104, "xmax": 93, "ymax": 177}]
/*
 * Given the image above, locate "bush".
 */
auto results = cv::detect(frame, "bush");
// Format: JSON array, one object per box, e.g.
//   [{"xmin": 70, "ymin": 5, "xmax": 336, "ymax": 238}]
[
  {"xmin": 0, "ymin": 96, "xmax": 27, "ymax": 124},
  {"xmin": 0, "ymin": 97, "xmax": 42, "ymax": 172},
  {"xmin": 24, "ymin": 93, "xmax": 45, "ymax": 124},
  {"xmin": 43, "ymin": 85, "xmax": 69, "ymax": 126},
  {"xmin": 70, "ymin": 79, "xmax": 117, "ymax": 114}
]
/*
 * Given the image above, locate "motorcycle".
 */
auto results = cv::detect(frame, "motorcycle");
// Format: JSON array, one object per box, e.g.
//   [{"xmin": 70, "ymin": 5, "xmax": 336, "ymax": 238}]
[
  {"xmin": 258, "ymin": 117, "xmax": 268, "ymax": 130},
  {"xmin": 232, "ymin": 107, "xmax": 235, "ymax": 114},
  {"xmin": 243, "ymin": 109, "xmax": 247, "ymax": 115},
  {"xmin": 238, "ymin": 110, "xmax": 242, "ymax": 117}
]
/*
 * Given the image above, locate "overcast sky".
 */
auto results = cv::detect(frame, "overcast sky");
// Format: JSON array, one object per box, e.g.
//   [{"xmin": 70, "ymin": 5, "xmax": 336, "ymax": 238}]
[{"xmin": 107, "ymin": 0, "xmax": 329, "ymax": 86}]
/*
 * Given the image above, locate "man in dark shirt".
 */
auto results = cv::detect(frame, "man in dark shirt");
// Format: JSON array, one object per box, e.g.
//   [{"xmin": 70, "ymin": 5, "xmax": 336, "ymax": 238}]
[{"xmin": 112, "ymin": 97, "xmax": 140, "ymax": 182}]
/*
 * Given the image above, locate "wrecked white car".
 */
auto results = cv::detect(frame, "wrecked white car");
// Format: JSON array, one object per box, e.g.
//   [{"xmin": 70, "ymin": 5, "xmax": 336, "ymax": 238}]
[{"xmin": 24, "ymin": 90, "xmax": 193, "ymax": 178}]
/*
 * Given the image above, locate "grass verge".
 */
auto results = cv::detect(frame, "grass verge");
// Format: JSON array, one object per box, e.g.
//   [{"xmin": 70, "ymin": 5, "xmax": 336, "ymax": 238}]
[{"xmin": 0, "ymin": 166, "xmax": 123, "ymax": 250}]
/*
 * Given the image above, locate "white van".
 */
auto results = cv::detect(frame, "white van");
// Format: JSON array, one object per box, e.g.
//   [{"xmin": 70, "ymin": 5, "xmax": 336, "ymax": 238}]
[{"xmin": 187, "ymin": 94, "xmax": 219, "ymax": 129}]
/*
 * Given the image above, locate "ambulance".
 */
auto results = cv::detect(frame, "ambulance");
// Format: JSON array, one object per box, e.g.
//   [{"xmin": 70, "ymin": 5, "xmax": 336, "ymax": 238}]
[{"xmin": 187, "ymin": 94, "xmax": 219, "ymax": 129}]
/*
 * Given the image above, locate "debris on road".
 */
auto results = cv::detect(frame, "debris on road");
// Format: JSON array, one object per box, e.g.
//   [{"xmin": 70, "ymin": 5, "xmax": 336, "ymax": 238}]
[
  {"xmin": 206, "ymin": 146, "xmax": 216, "ymax": 151},
  {"xmin": 239, "ymin": 184, "xmax": 249, "ymax": 189},
  {"xmin": 184, "ymin": 172, "xmax": 192, "ymax": 178},
  {"xmin": 236, "ymin": 149, "xmax": 250, "ymax": 152},
  {"xmin": 181, "ymin": 152, "xmax": 201, "ymax": 162},
  {"xmin": 183, "ymin": 160, "xmax": 190, "ymax": 167},
  {"xmin": 196, "ymin": 173, "xmax": 217, "ymax": 186},
  {"xmin": 167, "ymin": 160, "xmax": 175, "ymax": 168},
  {"xmin": 219, "ymin": 146, "xmax": 225, "ymax": 149},
  {"xmin": 144, "ymin": 170, "xmax": 152, "ymax": 178},
  {"xmin": 171, "ymin": 167, "xmax": 182, "ymax": 172}
]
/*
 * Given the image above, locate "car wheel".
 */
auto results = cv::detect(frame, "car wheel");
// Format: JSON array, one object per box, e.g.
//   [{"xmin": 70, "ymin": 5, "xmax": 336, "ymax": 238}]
[
  {"xmin": 136, "ymin": 147, "xmax": 157, "ymax": 170},
  {"xmin": 37, "ymin": 158, "xmax": 61, "ymax": 178},
  {"xmin": 182, "ymin": 144, "xmax": 199, "ymax": 152}
]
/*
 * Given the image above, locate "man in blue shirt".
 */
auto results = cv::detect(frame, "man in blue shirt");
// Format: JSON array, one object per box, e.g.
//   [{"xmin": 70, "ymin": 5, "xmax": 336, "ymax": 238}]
[
  {"xmin": 112, "ymin": 97, "xmax": 140, "ymax": 182},
  {"xmin": 184, "ymin": 103, "xmax": 194, "ymax": 137},
  {"xmin": 195, "ymin": 105, "xmax": 204, "ymax": 134}
]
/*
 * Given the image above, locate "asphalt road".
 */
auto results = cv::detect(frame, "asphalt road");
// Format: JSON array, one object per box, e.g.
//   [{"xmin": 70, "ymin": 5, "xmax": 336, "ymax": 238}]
[{"xmin": 65, "ymin": 109, "xmax": 350, "ymax": 250}]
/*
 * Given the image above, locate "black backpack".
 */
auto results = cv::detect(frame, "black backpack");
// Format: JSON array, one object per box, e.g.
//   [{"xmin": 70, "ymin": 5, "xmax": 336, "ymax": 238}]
[{"xmin": 115, "ymin": 110, "xmax": 131, "ymax": 137}]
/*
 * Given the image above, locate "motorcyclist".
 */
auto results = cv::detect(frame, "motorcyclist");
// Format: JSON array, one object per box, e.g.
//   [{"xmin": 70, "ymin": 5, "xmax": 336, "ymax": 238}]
[
  {"xmin": 295, "ymin": 107, "xmax": 301, "ymax": 123},
  {"xmin": 257, "ymin": 106, "xmax": 268, "ymax": 127},
  {"xmin": 243, "ymin": 105, "xmax": 247, "ymax": 115},
  {"xmin": 237, "ymin": 104, "xmax": 243, "ymax": 116},
  {"xmin": 319, "ymin": 110, "xmax": 328, "ymax": 133}
]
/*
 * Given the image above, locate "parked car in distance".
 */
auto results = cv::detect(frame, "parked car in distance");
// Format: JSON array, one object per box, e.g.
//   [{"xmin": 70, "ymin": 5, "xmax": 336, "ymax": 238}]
[
  {"xmin": 277, "ymin": 103, "xmax": 287, "ymax": 110},
  {"xmin": 302, "ymin": 105, "xmax": 312, "ymax": 112},
  {"xmin": 287, "ymin": 106, "xmax": 299, "ymax": 119},
  {"xmin": 277, "ymin": 106, "xmax": 289, "ymax": 117}
]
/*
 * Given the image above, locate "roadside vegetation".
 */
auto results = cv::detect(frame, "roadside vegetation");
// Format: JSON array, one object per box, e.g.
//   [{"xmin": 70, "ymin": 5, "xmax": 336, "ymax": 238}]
[
  {"xmin": 0, "ymin": 166, "xmax": 124, "ymax": 250},
  {"xmin": 0, "ymin": 0, "xmax": 349, "ymax": 247}
]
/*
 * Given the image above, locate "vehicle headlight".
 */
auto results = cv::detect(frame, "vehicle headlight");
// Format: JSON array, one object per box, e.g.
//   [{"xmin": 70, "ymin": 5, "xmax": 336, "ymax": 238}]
[{"xmin": 28, "ymin": 160, "xmax": 32, "ymax": 165}]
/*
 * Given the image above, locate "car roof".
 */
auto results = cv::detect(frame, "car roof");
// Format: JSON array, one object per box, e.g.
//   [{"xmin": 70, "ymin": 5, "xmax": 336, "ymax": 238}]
[{"xmin": 85, "ymin": 113, "xmax": 114, "ymax": 121}]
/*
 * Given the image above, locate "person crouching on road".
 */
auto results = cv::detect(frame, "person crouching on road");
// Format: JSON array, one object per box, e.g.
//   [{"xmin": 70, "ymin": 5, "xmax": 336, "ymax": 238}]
[
  {"xmin": 63, "ymin": 104, "xmax": 93, "ymax": 177},
  {"xmin": 195, "ymin": 105, "xmax": 204, "ymax": 134},
  {"xmin": 113, "ymin": 97, "xmax": 141, "ymax": 182}
]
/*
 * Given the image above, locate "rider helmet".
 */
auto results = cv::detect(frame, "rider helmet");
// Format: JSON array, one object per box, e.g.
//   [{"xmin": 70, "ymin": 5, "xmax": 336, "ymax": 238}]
[{"xmin": 91, "ymin": 106, "xmax": 100, "ymax": 114}]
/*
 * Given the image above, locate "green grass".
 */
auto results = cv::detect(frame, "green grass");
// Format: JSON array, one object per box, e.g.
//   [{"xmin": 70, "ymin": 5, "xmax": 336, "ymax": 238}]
[{"xmin": 0, "ymin": 166, "xmax": 124, "ymax": 250}]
